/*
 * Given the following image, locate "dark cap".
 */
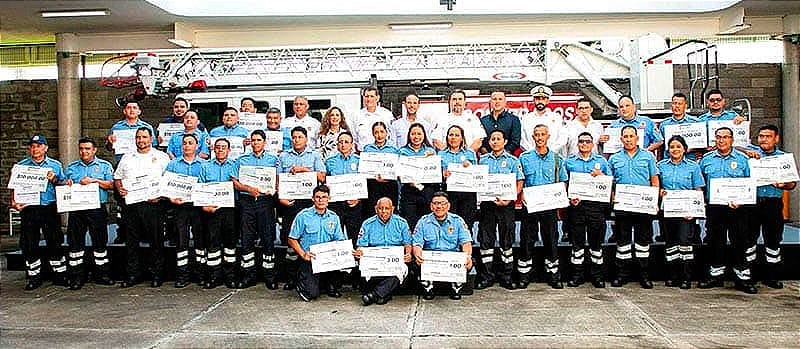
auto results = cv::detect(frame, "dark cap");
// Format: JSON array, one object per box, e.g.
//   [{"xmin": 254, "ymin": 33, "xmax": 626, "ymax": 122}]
[{"xmin": 28, "ymin": 134, "xmax": 48, "ymax": 145}]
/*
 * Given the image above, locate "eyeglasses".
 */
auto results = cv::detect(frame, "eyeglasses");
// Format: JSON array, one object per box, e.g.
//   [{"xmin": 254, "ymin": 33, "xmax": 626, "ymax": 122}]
[
  {"xmin": 708, "ymin": 98, "xmax": 723, "ymax": 102},
  {"xmin": 577, "ymin": 139, "xmax": 593, "ymax": 144}
]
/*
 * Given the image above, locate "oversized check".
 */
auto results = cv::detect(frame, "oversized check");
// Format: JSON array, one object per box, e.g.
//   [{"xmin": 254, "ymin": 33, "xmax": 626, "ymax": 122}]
[
  {"xmin": 13, "ymin": 191, "xmax": 40, "ymax": 206},
  {"xmin": 7, "ymin": 165, "xmax": 49, "ymax": 192},
  {"xmin": 478, "ymin": 173, "xmax": 518, "ymax": 201},
  {"xmin": 359, "ymin": 246, "xmax": 407, "ymax": 278},
  {"xmin": 707, "ymin": 120, "xmax": 750, "ymax": 147},
  {"xmin": 567, "ymin": 173, "xmax": 613, "ymax": 202},
  {"xmin": 239, "ymin": 166, "xmax": 276, "ymax": 194},
  {"xmin": 237, "ymin": 112, "xmax": 267, "ymax": 131},
  {"xmin": 708, "ymin": 177, "xmax": 756, "ymax": 205},
  {"xmin": 209, "ymin": 136, "xmax": 247, "ymax": 159},
  {"xmin": 326, "ymin": 173, "xmax": 368, "ymax": 202},
  {"xmin": 397, "ymin": 155, "xmax": 442, "ymax": 183},
  {"xmin": 613, "ymin": 184, "xmax": 659, "ymax": 215},
  {"xmin": 662, "ymin": 190, "xmax": 705, "ymax": 218},
  {"xmin": 278, "ymin": 172, "xmax": 317, "ymax": 200},
  {"xmin": 602, "ymin": 127, "xmax": 644, "ymax": 154},
  {"xmin": 56, "ymin": 183, "xmax": 101, "ymax": 213},
  {"xmin": 310, "ymin": 239, "xmax": 356, "ymax": 274},
  {"xmin": 522, "ymin": 182, "xmax": 569, "ymax": 213},
  {"xmin": 160, "ymin": 171, "xmax": 198, "ymax": 201},
  {"xmin": 264, "ymin": 130, "xmax": 284, "ymax": 154},
  {"xmin": 112, "ymin": 129, "xmax": 137, "ymax": 155},
  {"xmin": 663, "ymin": 122, "xmax": 708, "ymax": 149},
  {"xmin": 358, "ymin": 152, "xmax": 399, "ymax": 179},
  {"xmin": 445, "ymin": 164, "xmax": 488, "ymax": 193},
  {"xmin": 420, "ymin": 250, "xmax": 467, "ymax": 283},
  {"xmin": 748, "ymin": 153, "xmax": 799, "ymax": 186},
  {"xmin": 192, "ymin": 181, "xmax": 235, "ymax": 207},
  {"xmin": 121, "ymin": 174, "xmax": 161, "ymax": 204},
  {"xmin": 157, "ymin": 123, "xmax": 184, "ymax": 147}
]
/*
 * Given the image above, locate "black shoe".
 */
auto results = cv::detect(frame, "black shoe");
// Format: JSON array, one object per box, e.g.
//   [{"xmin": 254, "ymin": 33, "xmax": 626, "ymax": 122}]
[
  {"xmin": 567, "ymin": 279, "xmax": 583, "ymax": 288},
  {"xmin": 449, "ymin": 292, "xmax": 462, "ymax": 300},
  {"xmin": 150, "ymin": 278, "xmax": 163, "ymax": 288},
  {"xmin": 664, "ymin": 280, "xmax": 678, "ymax": 288},
  {"xmin": 516, "ymin": 277, "xmax": 530, "ymax": 289},
  {"xmin": 697, "ymin": 278, "xmax": 723, "ymax": 289},
  {"xmin": 198, "ymin": 279, "xmax": 208, "ymax": 288},
  {"xmin": 610, "ymin": 278, "xmax": 625, "ymax": 287},
  {"xmin": 549, "ymin": 279, "xmax": 564, "ymax": 289},
  {"xmin": 52, "ymin": 275, "xmax": 69, "ymax": 287},
  {"xmin": 560, "ymin": 235, "xmax": 570, "ymax": 243},
  {"xmin": 283, "ymin": 282, "xmax": 296, "ymax": 290},
  {"xmin": 361, "ymin": 292, "xmax": 378, "ymax": 306},
  {"xmin": 376, "ymin": 295, "xmax": 392, "ymax": 305},
  {"xmin": 24, "ymin": 278, "xmax": 42, "ymax": 291},
  {"xmin": 225, "ymin": 280, "xmax": 238, "ymax": 289},
  {"xmin": 326, "ymin": 287, "xmax": 342, "ymax": 298},
  {"xmin": 68, "ymin": 279, "xmax": 83, "ymax": 290},
  {"xmin": 735, "ymin": 282, "xmax": 758, "ymax": 294},
  {"xmin": 763, "ymin": 280, "xmax": 784, "ymax": 289},
  {"xmin": 238, "ymin": 276, "xmax": 257, "ymax": 289},
  {"xmin": 422, "ymin": 291, "xmax": 435, "ymax": 300},
  {"xmin": 679, "ymin": 281, "xmax": 691, "ymax": 289},
  {"xmin": 499, "ymin": 281, "xmax": 515, "ymax": 290},
  {"xmin": 591, "ymin": 279, "xmax": 606, "ymax": 288},
  {"xmin": 297, "ymin": 290, "xmax": 312, "ymax": 302},
  {"xmin": 474, "ymin": 279, "xmax": 494, "ymax": 290},
  {"xmin": 93, "ymin": 276, "xmax": 115, "ymax": 286},
  {"xmin": 654, "ymin": 234, "xmax": 664, "ymax": 242},
  {"xmin": 174, "ymin": 279, "xmax": 190, "ymax": 288},
  {"xmin": 120, "ymin": 278, "xmax": 139, "ymax": 288},
  {"xmin": 640, "ymin": 279, "xmax": 653, "ymax": 289},
  {"xmin": 265, "ymin": 281, "xmax": 279, "ymax": 290},
  {"xmin": 204, "ymin": 278, "xmax": 221, "ymax": 289}
]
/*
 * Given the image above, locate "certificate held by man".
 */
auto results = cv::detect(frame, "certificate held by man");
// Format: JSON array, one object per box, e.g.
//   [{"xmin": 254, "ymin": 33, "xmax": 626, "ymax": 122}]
[
  {"xmin": 662, "ymin": 190, "xmax": 706, "ymax": 218},
  {"xmin": 239, "ymin": 166, "xmax": 277, "ymax": 194},
  {"xmin": 113, "ymin": 129, "xmax": 137, "ymax": 155},
  {"xmin": 7, "ymin": 164, "xmax": 49, "ymax": 192},
  {"xmin": 237, "ymin": 112, "xmax": 267, "ymax": 131},
  {"xmin": 522, "ymin": 182, "xmax": 569, "ymax": 213},
  {"xmin": 56, "ymin": 183, "xmax": 101, "ymax": 213},
  {"xmin": 663, "ymin": 122, "xmax": 708, "ymax": 149},
  {"xmin": 446, "ymin": 164, "xmax": 488, "ymax": 193},
  {"xmin": 278, "ymin": 172, "xmax": 317, "ymax": 200},
  {"xmin": 326, "ymin": 173, "xmax": 368, "ymax": 202},
  {"xmin": 310, "ymin": 239, "xmax": 356, "ymax": 274},
  {"xmin": 708, "ymin": 177, "xmax": 756, "ymax": 205},
  {"xmin": 160, "ymin": 171, "xmax": 197, "ymax": 201},
  {"xmin": 264, "ymin": 130, "xmax": 284, "ymax": 154},
  {"xmin": 748, "ymin": 153, "xmax": 799, "ymax": 186},
  {"xmin": 707, "ymin": 120, "xmax": 750, "ymax": 148},
  {"xmin": 192, "ymin": 181, "xmax": 235, "ymax": 207},
  {"xmin": 397, "ymin": 155, "xmax": 442, "ymax": 183},
  {"xmin": 157, "ymin": 123, "xmax": 185, "ymax": 147},
  {"xmin": 122, "ymin": 174, "xmax": 161, "ymax": 205},
  {"xmin": 359, "ymin": 246, "xmax": 406, "ymax": 278},
  {"xmin": 420, "ymin": 250, "xmax": 467, "ymax": 283},
  {"xmin": 478, "ymin": 173, "xmax": 517, "ymax": 202},
  {"xmin": 613, "ymin": 184, "xmax": 659, "ymax": 215},
  {"xmin": 358, "ymin": 152, "xmax": 399, "ymax": 179},
  {"xmin": 567, "ymin": 172, "xmax": 613, "ymax": 203}
]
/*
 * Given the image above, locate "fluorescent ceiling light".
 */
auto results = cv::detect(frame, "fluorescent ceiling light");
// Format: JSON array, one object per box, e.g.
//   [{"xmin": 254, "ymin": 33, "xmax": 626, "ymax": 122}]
[
  {"xmin": 390, "ymin": 22, "xmax": 452, "ymax": 31},
  {"xmin": 168, "ymin": 39, "xmax": 193, "ymax": 48},
  {"xmin": 40, "ymin": 9, "xmax": 109, "ymax": 18}
]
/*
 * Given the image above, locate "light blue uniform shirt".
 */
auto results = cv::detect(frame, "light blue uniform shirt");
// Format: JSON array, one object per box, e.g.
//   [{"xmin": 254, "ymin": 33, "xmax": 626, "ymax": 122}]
[
  {"xmin": 325, "ymin": 152, "xmax": 360, "ymax": 175},
  {"xmin": 608, "ymin": 148, "xmax": 659, "ymax": 185},
  {"xmin": 357, "ymin": 214, "xmax": 412, "ymax": 247},
  {"xmin": 438, "ymin": 148, "xmax": 477, "ymax": 169},
  {"xmin": 15, "ymin": 156, "xmax": 65, "ymax": 205},
  {"xmin": 233, "ymin": 151, "xmax": 278, "ymax": 197},
  {"xmin": 698, "ymin": 110, "xmax": 739, "ymax": 122},
  {"xmin": 165, "ymin": 156, "xmax": 204, "ymax": 177},
  {"xmin": 565, "ymin": 153, "xmax": 611, "ymax": 175},
  {"xmin": 199, "ymin": 158, "xmax": 237, "ymax": 183},
  {"xmin": 745, "ymin": 145, "xmax": 789, "ymax": 198},
  {"xmin": 166, "ymin": 130, "xmax": 210, "ymax": 159},
  {"xmin": 288, "ymin": 207, "xmax": 345, "ymax": 252},
  {"xmin": 362, "ymin": 143, "xmax": 399, "ymax": 154},
  {"xmin": 412, "ymin": 212, "xmax": 471, "ymax": 251},
  {"xmin": 209, "ymin": 124, "xmax": 251, "ymax": 139},
  {"xmin": 609, "ymin": 115, "xmax": 664, "ymax": 148},
  {"xmin": 65, "ymin": 157, "xmax": 114, "ymax": 203},
  {"xmin": 519, "ymin": 149, "xmax": 569, "ymax": 187},
  {"xmin": 108, "ymin": 119, "xmax": 157, "ymax": 161},
  {"xmin": 657, "ymin": 158, "xmax": 705, "ymax": 190},
  {"xmin": 277, "ymin": 147, "xmax": 325, "ymax": 174},
  {"xmin": 699, "ymin": 149, "xmax": 750, "ymax": 201},
  {"xmin": 479, "ymin": 151, "xmax": 524, "ymax": 179},
  {"xmin": 659, "ymin": 115, "xmax": 702, "ymax": 159}
]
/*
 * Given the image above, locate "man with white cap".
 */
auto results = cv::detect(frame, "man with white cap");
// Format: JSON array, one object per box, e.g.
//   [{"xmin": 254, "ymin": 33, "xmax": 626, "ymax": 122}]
[{"xmin": 520, "ymin": 85, "xmax": 567, "ymax": 155}]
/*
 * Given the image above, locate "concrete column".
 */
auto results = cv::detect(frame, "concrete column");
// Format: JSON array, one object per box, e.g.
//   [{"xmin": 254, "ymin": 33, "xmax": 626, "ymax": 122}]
[
  {"xmin": 783, "ymin": 40, "xmax": 799, "ymax": 222},
  {"xmin": 55, "ymin": 33, "xmax": 82, "ymax": 167}
]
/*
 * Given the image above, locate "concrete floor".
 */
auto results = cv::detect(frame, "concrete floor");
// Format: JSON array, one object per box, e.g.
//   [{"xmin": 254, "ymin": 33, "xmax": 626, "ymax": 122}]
[{"xmin": 1, "ymin": 269, "xmax": 799, "ymax": 349}]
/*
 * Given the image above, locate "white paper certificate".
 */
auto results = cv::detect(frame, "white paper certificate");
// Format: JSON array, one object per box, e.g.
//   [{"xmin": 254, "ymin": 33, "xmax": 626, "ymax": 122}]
[
  {"xmin": 748, "ymin": 153, "xmax": 799, "ymax": 186},
  {"xmin": 397, "ymin": 155, "xmax": 442, "ymax": 183},
  {"xmin": 359, "ymin": 246, "xmax": 406, "ymax": 278},
  {"xmin": 326, "ymin": 173, "xmax": 368, "ymax": 202},
  {"xmin": 478, "ymin": 173, "xmax": 518, "ymax": 202},
  {"xmin": 239, "ymin": 166, "xmax": 276, "ymax": 194},
  {"xmin": 358, "ymin": 152, "xmax": 399, "ymax": 179},
  {"xmin": 237, "ymin": 112, "xmax": 267, "ymax": 131},
  {"xmin": 310, "ymin": 239, "xmax": 356, "ymax": 274},
  {"xmin": 707, "ymin": 120, "xmax": 750, "ymax": 147},
  {"xmin": 613, "ymin": 184, "xmax": 659, "ymax": 215},
  {"xmin": 157, "ymin": 123, "xmax": 185, "ymax": 147},
  {"xmin": 420, "ymin": 250, "xmax": 467, "ymax": 283},
  {"xmin": 663, "ymin": 122, "xmax": 708, "ymax": 149},
  {"xmin": 568, "ymin": 173, "xmax": 613, "ymax": 203},
  {"xmin": 210, "ymin": 136, "xmax": 246, "ymax": 159},
  {"xmin": 662, "ymin": 190, "xmax": 706, "ymax": 218},
  {"xmin": 56, "ymin": 183, "xmax": 101, "ymax": 213},
  {"xmin": 446, "ymin": 164, "xmax": 488, "ymax": 193},
  {"xmin": 708, "ymin": 177, "xmax": 757, "ymax": 205},
  {"xmin": 14, "ymin": 191, "xmax": 40, "ymax": 206},
  {"xmin": 278, "ymin": 172, "xmax": 317, "ymax": 200},
  {"xmin": 602, "ymin": 127, "xmax": 644, "ymax": 154},
  {"xmin": 113, "ymin": 129, "xmax": 137, "ymax": 155},
  {"xmin": 192, "ymin": 181, "xmax": 235, "ymax": 207},
  {"xmin": 121, "ymin": 174, "xmax": 161, "ymax": 205},
  {"xmin": 264, "ymin": 130, "xmax": 284, "ymax": 154},
  {"xmin": 7, "ymin": 165, "xmax": 49, "ymax": 192},
  {"xmin": 523, "ymin": 182, "xmax": 570, "ymax": 213},
  {"xmin": 160, "ymin": 171, "xmax": 198, "ymax": 201}
]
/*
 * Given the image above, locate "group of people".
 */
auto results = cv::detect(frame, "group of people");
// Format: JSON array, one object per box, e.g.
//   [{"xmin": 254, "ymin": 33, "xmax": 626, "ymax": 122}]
[{"xmin": 8, "ymin": 85, "xmax": 796, "ymax": 305}]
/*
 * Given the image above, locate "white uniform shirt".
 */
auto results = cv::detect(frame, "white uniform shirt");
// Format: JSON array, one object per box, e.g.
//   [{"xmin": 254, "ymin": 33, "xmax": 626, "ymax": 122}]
[
  {"xmin": 282, "ymin": 115, "xmax": 321, "ymax": 148},
  {"xmin": 114, "ymin": 148, "xmax": 170, "ymax": 180},
  {"xmin": 352, "ymin": 106, "xmax": 395, "ymax": 151},
  {"xmin": 564, "ymin": 118, "xmax": 604, "ymax": 157},
  {"xmin": 520, "ymin": 109, "xmax": 567, "ymax": 154},
  {"xmin": 431, "ymin": 112, "xmax": 486, "ymax": 149}
]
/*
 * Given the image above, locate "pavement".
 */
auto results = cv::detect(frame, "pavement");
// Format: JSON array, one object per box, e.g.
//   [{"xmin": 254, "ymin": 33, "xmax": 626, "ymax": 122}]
[{"xmin": 1, "ymin": 268, "xmax": 799, "ymax": 349}]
